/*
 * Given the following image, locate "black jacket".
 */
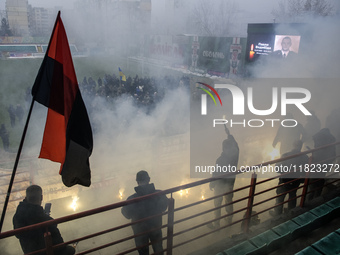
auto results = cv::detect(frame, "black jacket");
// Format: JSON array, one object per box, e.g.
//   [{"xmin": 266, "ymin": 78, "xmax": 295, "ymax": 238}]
[
  {"xmin": 271, "ymin": 50, "xmax": 297, "ymax": 59},
  {"xmin": 312, "ymin": 128, "xmax": 336, "ymax": 165},
  {"xmin": 210, "ymin": 135, "xmax": 239, "ymax": 189},
  {"xmin": 13, "ymin": 200, "xmax": 64, "ymax": 254},
  {"xmin": 279, "ymin": 148, "xmax": 309, "ymax": 182},
  {"xmin": 121, "ymin": 183, "xmax": 168, "ymax": 233},
  {"xmin": 311, "ymin": 128, "xmax": 336, "ymax": 178},
  {"xmin": 273, "ymin": 123, "xmax": 305, "ymax": 155}
]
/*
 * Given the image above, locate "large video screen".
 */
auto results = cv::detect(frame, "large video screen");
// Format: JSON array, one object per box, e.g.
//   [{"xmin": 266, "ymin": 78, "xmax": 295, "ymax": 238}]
[{"xmin": 246, "ymin": 23, "xmax": 309, "ymax": 63}]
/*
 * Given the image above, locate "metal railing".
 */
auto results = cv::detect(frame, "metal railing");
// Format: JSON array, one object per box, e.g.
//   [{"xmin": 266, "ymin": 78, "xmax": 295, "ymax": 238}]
[{"xmin": 1, "ymin": 142, "xmax": 340, "ymax": 255}]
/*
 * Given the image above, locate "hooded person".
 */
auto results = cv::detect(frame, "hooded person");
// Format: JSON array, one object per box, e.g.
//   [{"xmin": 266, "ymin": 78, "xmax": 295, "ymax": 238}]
[
  {"xmin": 208, "ymin": 126, "xmax": 239, "ymax": 228},
  {"xmin": 12, "ymin": 185, "xmax": 75, "ymax": 255},
  {"xmin": 121, "ymin": 170, "xmax": 168, "ymax": 255},
  {"xmin": 302, "ymin": 110, "xmax": 321, "ymax": 150},
  {"xmin": 270, "ymin": 140, "xmax": 309, "ymax": 216},
  {"xmin": 272, "ymin": 113, "xmax": 305, "ymax": 156},
  {"xmin": 307, "ymin": 128, "xmax": 336, "ymax": 201}
]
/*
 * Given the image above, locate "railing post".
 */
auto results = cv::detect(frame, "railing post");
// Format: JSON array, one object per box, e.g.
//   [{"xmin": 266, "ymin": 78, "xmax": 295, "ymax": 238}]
[
  {"xmin": 300, "ymin": 156, "xmax": 313, "ymax": 208},
  {"xmin": 44, "ymin": 229, "xmax": 54, "ymax": 255},
  {"xmin": 166, "ymin": 195, "xmax": 175, "ymax": 255},
  {"xmin": 243, "ymin": 173, "xmax": 257, "ymax": 234}
]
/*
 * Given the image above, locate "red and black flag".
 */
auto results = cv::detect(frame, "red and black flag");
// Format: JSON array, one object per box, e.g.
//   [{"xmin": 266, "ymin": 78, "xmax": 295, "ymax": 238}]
[{"xmin": 32, "ymin": 11, "xmax": 93, "ymax": 187}]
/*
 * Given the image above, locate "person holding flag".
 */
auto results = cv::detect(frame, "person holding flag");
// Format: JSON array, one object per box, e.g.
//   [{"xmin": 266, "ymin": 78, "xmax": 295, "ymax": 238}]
[{"xmin": 119, "ymin": 67, "xmax": 126, "ymax": 82}]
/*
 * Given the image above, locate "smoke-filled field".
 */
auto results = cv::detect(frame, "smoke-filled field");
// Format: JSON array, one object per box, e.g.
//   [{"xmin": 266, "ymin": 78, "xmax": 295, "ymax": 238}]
[
  {"xmin": 1, "ymin": 2, "xmax": 340, "ymax": 253},
  {"xmin": 1, "ymin": 51, "xmax": 340, "ymax": 255}
]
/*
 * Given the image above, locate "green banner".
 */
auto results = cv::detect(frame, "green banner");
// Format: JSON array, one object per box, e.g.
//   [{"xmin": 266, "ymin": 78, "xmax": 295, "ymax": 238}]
[{"xmin": 186, "ymin": 36, "xmax": 247, "ymax": 77}]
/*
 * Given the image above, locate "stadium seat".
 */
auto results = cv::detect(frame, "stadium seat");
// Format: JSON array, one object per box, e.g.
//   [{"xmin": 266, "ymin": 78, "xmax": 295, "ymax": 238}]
[
  {"xmin": 248, "ymin": 229, "xmax": 281, "ymax": 253},
  {"xmin": 325, "ymin": 196, "xmax": 340, "ymax": 217},
  {"xmin": 326, "ymin": 196, "xmax": 340, "ymax": 208},
  {"xmin": 272, "ymin": 220, "xmax": 300, "ymax": 237},
  {"xmin": 309, "ymin": 203, "xmax": 333, "ymax": 217},
  {"xmin": 220, "ymin": 200, "xmax": 340, "ymax": 255},
  {"xmin": 291, "ymin": 212, "xmax": 318, "ymax": 239},
  {"xmin": 311, "ymin": 231, "xmax": 340, "ymax": 254},
  {"xmin": 295, "ymin": 246, "xmax": 323, "ymax": 255},
  {"xmin": 309, "ymin": 203, "xmax": 333, "ymax": 226},
  {"xmin": 245, "ymin": 245, "xmax": 267, "ymax": 255},
  {"xmin": 223, "ymin": 240, "xmax": 265, "ymax": 255},
  {"xmin": 268, "ymin": 232, "xmax": 290, "ymax": 252},
  {"xmin": 335, "ymin": 228, "xmax": 340, "ymax": 236}
]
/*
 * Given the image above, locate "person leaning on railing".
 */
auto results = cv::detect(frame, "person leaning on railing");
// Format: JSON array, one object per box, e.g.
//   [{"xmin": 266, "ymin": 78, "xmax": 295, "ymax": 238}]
[
  {"xmin": 307, "ymin": 128, "xmax": 336, "ymax": 201},
  {"xmin": 12, "ymin": 185, "xmax": 75, "ymax": 255},
  {"xmin": 208, "ymin": 126, "xmax": 239, "ymax": 229},
  {"xmin": 121, "ymin": 170, "xmax": 168, "ymax": 255},
  {"xmin": 272, "ymin": 113, "xmax": 305, "ymax": 156},
  {"xmin": 269, "ymin": 140, "xmax": 309, "ymax": 216}
]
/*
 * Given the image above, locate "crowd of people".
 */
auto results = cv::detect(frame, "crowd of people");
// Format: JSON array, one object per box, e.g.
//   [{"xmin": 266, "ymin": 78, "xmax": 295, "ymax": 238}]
[
  {"xmin": 79, "ymin": 73, "xmax": 190, "ymax": 112},
  {"xmin": 0, "ymin": 74, "xmax": 191, "ymax": 153}
]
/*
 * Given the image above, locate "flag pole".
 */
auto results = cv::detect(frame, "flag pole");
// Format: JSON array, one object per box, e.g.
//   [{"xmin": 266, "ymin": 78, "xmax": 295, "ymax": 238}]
[
  {"xmin": 0, "ymin": 10, "xmax": 62, "ymax": 233},
  {"xmin": 0, "ymin": 98, "xmax": 36, "ymax": 232}
]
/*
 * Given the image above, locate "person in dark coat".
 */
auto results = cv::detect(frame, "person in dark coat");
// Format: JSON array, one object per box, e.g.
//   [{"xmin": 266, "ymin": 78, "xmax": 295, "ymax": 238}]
[
  {"xmin": 122, "ymin": 170, "xmax": 168, "ymax": 255},
  {"xmin": 209, "ymin": 126, "xmax": 239, "ymax": 228},
  {"xmin": 13, "ymin": 185, "xmax": 75, "ymax": 255},
  {"xmin": 7, "ymin": 104, "xmax": 16, "ymax": 127},
  {"xmin": 303, "ymin": 110, "xmax": 321, "ymax": 150},
  {"xmin": 270, "ymin": 140, "xmax": 309, "ymax": 216},
  {"xmin": 15, "ymin": 104, "xmax": 24, "ymax": 123},
  {"xmin": 272, "ymin": 113, "xmax": 305, "ymax": 155},
  {"xmin": 325, "ymin": 107, "xmax": 340, "ymax": 159},
  {"xmin": 307, "ymin": 128, "xmax": 336, "ymax": 201},
  {"xmin": 0, "ymin": 124, "xmax": 9, "ymax": 151}
]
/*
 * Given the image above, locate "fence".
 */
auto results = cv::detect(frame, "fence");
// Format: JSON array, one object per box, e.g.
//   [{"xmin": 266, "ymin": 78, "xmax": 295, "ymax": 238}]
[{"xmin": 0, "ymin": 142, "xmax": 339, "ymax": 255}]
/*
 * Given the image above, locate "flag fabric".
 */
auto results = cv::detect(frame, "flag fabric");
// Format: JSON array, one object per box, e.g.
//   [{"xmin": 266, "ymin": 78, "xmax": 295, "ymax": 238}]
[
  {"xmin": 31, "ymin": 11, "xmax": 93, "ymax": 187},
  {"xmin": 119, "ymin": 67, "xmax": 126, "ymax": 82}
]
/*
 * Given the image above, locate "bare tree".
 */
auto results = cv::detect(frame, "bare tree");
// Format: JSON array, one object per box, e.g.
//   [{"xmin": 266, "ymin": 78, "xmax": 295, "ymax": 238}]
[
  {"xmin": 307, "ymin": 0, "xmax": 334, "ymax": 16},
  {"xmin": 272, "ymin": 0, "xmax": 335, "ymax": 22},
  {"xmin": 190, "ymin": 0, "xmax": 238, "ymax": 37}
]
